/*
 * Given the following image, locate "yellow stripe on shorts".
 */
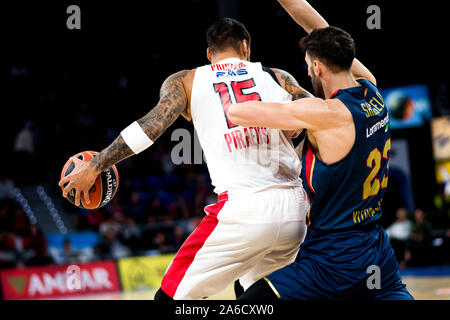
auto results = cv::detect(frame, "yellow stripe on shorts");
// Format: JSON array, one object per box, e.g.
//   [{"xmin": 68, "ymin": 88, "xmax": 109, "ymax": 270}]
[{"xmin": 263, "ymin": 277, "xmax": 281, "ymax": 299}]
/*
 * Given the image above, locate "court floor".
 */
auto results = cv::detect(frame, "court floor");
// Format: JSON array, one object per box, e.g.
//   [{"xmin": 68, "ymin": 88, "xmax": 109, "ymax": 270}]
[{"xmin": 57, "ymin": 275, "xmax": 450, "ymax": 300}]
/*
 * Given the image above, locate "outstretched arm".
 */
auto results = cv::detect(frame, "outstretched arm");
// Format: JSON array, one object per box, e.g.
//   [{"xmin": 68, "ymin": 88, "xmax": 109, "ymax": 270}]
[
  {"xmin": 59, "ymin": 69, "xmax": 191, "ymax": 206},
  {"xmin": 228, "ymin": 98, "xmax": 345, "ymax": 132},
  {"xmin": 278, "ymin": 0, "xmax": 328, "ymax": 33},
  {"xmin": 277, "ymin": 0, "xmax": 377, "ymax": 85}
]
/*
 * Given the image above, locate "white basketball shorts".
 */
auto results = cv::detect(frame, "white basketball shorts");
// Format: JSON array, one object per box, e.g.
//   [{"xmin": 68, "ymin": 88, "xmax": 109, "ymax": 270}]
[{"xmin": 160, "ymin": 185, "xmax": 310, "ymax": 300}]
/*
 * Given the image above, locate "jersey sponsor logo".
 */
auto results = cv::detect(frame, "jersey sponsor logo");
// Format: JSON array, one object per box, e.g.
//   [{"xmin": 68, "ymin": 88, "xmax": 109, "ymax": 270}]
[
  {"xmin": 352, "ymin": 200, "xmax": 383, "ymax": 224},
  {"xmin": 366, "ymin": 113, "xmax": 390, "ymax": 138},
  {"xmin": 211, "ymin": 61, "xmax": 247, "ymax": 71},
  {"xmin": 211, "ymin": 61, "xmax": 248, "ymax": 78},
  {"xmin": 216, "ymin": 68, "xmax": 248, "ymax": 78}
]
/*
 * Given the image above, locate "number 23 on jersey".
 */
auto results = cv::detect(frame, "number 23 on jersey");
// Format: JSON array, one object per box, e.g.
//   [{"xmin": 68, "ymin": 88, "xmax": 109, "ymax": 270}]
[{"xmin": 363, "ymin": 138, "xmax": 391, "ymax": 200}]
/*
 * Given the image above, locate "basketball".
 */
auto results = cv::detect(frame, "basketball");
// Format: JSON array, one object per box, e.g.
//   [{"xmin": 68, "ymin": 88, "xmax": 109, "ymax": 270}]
[{"xmin": 60, "ymin": 151, "xmax": 119, "ymax": 209}]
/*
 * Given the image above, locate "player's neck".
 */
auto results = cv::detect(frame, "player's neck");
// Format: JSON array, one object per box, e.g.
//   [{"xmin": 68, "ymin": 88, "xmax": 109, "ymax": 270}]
[
  {"xmin": 210, "ymin": 51, "xmax": 246, "ymax": 65},
  {"xmin": 323, "ymin": 71, "xmax": 359, "ymax": 99}
]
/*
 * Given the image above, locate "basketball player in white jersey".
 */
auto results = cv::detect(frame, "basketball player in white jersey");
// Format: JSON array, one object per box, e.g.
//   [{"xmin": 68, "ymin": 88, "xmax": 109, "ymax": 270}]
[{"xmin": 59, "ymin": 18, "xmax": 312, "ymax": 300}]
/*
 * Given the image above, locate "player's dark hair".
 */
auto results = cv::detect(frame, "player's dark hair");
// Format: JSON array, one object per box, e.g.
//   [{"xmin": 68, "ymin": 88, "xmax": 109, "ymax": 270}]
[
  {"xmin": 206, "ymin": 18, "xmax": 251, "ymax": 53},
  {"xmin": 300, "ymin": 26, "xmax": 355, "ymax": 72}
]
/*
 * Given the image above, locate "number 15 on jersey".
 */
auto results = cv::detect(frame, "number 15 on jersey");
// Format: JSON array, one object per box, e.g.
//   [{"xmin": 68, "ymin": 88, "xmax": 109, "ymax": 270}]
[{"xmin": 213, "ymin": 78, "xmax": 262, "ymax": 128}]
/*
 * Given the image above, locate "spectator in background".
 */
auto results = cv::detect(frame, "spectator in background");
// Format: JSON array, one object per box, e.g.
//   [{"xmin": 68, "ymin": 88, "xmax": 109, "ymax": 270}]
[
  {"xmin": 4, "ymin": 231, "xmax": 29, "ymax": 268},
  {"xmin": 13, "ymin": 121, "xmax": 36, "ymax": 155},
  {"xmin": 172, "ymin": 225, "xmax": 188, "ymax": 250},
  {"xmin": 148, "ymin": 197, "xmax": 166, "ymax": 222},
  {"xmin": 0, "ymin": 231, "xmax": 17, "ymax": 269},
  {"xmin": 433, "ymin": 185, "xmax": 450, "ymax": 228},
  {"xmin": 13, "ymin": 121, "xmax": 38, "ymax": 184},
  {"xmin": 106, "ymin": 197, "xmax": 126, "ymax": 224},
  {"xmin": 118, "ymin": 178, "xmax": 133, "ymax": 206},
  {"xmin": 0, "ymin": 175, "xmax": 15, "ymax": 200},
  {"xmin": 99, "ymin": 215, "xmax": 121, "ymax": 239},
  {"xmin": 152, "ymin": 231, "xmax": 171, "ymax": 254},
  {"xmin": 167, "ymin": 195, "xmax": 190, "ymax": 221},
  {"xmin": 98, "ymin": 215, "xmax": 130, "ymax": 259},
  {"xmin": 61, "ymin": 238, "xmax": 81, "ymax": 264},
  {"xmin": 85, "ymin": 208, "xmax": 105, "ymax": 230},
  {"xmin": 12, "ymin": 207, "xmax": 31, "ymax": 236},
  {"xmin": 126, "ymin": 191, "xmax": 147, "ymax": 224},
  {"xmin": 25, "ymin": 224, "xmax": 53, "ymax": 266},
  {"xmin": 386, "ymin": 208, "xmax": 413, "ymax": 268},
  {"xmin": 405, "ymin": 208, "xmax": 432, "ymax": 266},
  {"xmin": 186, "ymin": 215, "xmax": 203, "ymax": 235},
  {"xmin": 120, "ymin": 217, "xmax": 141, "ymax": 254},
  {"xmin": 0, "ymin": 199, "xmax": 15, "ymax": 231}
]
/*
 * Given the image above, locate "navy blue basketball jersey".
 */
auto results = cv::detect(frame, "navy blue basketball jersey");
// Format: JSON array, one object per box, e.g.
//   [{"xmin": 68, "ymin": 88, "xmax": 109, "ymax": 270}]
[{"xmin": 301, "ymin": 79, "xmax": 390, "ymax": 230}]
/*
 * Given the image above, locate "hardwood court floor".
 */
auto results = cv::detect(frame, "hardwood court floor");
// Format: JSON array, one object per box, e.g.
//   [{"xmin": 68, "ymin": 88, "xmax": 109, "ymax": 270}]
[{"xmin": 57, "ymin": 275, "xmax": 450, "ymax": 300}]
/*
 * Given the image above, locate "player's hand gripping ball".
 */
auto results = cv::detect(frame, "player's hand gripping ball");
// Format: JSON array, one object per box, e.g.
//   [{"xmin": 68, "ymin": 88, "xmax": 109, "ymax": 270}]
[{"xmin": 59, "ymin": 151, "xmax": 119, "ymax": 209}]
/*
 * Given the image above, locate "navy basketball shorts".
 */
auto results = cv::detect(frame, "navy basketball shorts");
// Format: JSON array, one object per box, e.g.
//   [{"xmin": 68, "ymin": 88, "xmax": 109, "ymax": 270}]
[{"xmin": 265, "ymin": 223, "xmax": 414, "ymax": 300}]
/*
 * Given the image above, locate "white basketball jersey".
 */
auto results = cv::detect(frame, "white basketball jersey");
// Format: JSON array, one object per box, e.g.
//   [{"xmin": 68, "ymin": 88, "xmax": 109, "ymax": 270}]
[{"xmin": 191, "ymin": 57, "xmax": 302, "ymax": 196}]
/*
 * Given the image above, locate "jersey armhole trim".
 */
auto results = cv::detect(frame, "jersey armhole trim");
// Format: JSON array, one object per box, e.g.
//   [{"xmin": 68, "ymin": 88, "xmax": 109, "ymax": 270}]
[{"xmin": 262, "ymin": 66, "xmax": 282, "ymax": 87}]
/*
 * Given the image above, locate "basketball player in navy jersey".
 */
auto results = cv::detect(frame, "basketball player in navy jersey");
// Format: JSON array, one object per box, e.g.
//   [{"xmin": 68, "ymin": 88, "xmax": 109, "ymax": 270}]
[{"xmin": 228, "ymin": 0, "xmax": 414, "ymax": 299}]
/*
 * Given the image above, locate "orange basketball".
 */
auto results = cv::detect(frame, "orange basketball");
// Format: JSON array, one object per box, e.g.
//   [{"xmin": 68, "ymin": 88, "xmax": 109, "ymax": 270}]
[{"xmin": 60, "ymin": 151, "xmax": 119, "ymax": 209}]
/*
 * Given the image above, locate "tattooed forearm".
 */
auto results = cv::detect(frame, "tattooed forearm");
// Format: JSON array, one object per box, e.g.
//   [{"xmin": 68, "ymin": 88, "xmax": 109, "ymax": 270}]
[
  {"xmin": 89, "ymin": 70, "xmax": 190, "ymax": 172},
  {"xmin": 272, "ymin": 68, "xmax": 313, "ymax": 101},
  {"xmin": 90, "ymin": 135, "xmax": 134, "ymax": 172}
]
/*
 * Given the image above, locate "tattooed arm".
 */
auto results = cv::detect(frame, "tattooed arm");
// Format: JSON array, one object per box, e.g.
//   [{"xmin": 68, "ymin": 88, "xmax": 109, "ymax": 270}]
[
  {"xmin": 90, "ymin": 70, "xmax": 191, "ymax": 172},
  {"xmin": 272, "ymin": 68, "xmax": 313, "ymax": 101},
  {"xmin": 271, "ymin": 68, "xmax": 313, "ymax": 138},
  {"xmin": 59, "ymin": 69, "xmax": 192, "ymax": 206}
]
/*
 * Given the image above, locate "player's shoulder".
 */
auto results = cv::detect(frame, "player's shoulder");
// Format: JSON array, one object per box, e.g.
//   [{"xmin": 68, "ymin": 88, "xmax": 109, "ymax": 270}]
[
  {"xmin": 270, "ymin": 67, "xmax": 313, "ymax": 100},
  {"xmin": 163, "ymin": 69, "xmax": 196, "ymax": 89},
  {"xmin": 167, "ymin": 69, "xmax": 196, "ymax": 81},
  {"xmin": 268, "ymin": 67, "xmax": 297, "ymax": 86},
  {"xmin": 356, "ymin": 77, "xmax": 378, "ymax": 90},
  {"xmin": 324, "ymin": 98, "xmax": 354, "ymax": 121}
]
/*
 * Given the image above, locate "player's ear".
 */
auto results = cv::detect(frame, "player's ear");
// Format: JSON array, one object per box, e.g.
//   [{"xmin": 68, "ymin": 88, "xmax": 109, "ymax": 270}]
[
  {"xmin": 313, "ymin": 60, "xmax": 321, "ymax": 76},
  {"xmin": 207, "ymin": 48, "xmax": 212, "ymax": 63},
  {"xmin": 240, "ymin": 40, "xmax": 249, "ymax": 61}
]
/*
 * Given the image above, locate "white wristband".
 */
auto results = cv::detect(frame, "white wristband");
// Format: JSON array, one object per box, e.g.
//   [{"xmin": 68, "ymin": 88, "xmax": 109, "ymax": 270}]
[{"xmin": 120, "ymin": 121, "xmax": 154, "ymax": 154}]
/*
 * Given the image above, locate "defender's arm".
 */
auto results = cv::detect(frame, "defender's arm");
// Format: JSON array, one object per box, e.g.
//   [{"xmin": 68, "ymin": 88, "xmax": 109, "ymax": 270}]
[
  {"xmin": 277, "ymin": 0, "xmax": 328, "ymax": 33},
  {"xmin": 277, "ymin": 0, "xmax": 377, "ymax": 85},
  {"xmin": 228, "ymin": 98, "xmax": 345, "ymax": 132}
]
